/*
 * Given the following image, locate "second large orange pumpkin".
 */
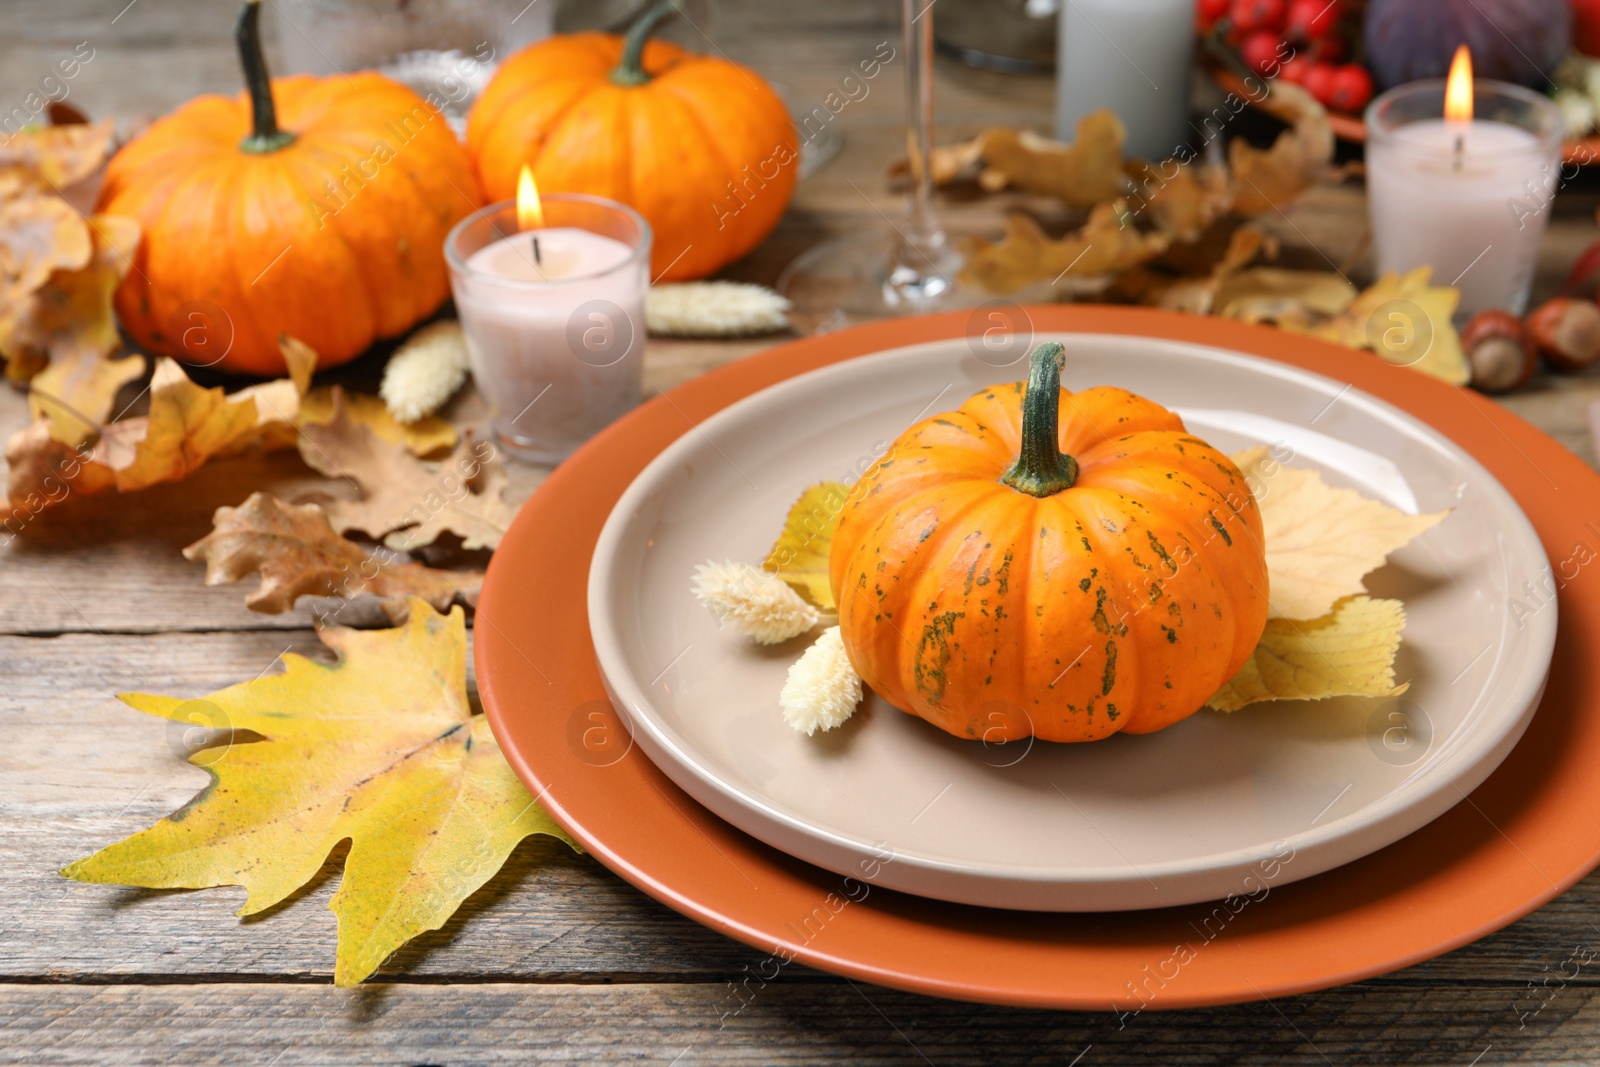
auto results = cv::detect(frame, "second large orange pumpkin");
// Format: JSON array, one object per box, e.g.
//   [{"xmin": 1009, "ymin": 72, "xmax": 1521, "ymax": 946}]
[
  {"xmin": 828, "ymin": 342, "xmax": 1270, "ymax": 743},
  {"xmin": 466, "ymin": 1, "xmax": 798, "ymax": 282}
]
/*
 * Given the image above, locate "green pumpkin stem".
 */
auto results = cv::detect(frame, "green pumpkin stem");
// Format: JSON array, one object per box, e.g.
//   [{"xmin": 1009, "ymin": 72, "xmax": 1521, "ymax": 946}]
[
  {"xmin": 611, "ymin": 0, "xmax": 679, "ymax": 86},
  {"xmin": 236, "ymin": 0, "xmax": 296, "ymax": 153},
  {"xmin": 1001, "ymin": 342, "xmax": 1079, "ymax": 498}
]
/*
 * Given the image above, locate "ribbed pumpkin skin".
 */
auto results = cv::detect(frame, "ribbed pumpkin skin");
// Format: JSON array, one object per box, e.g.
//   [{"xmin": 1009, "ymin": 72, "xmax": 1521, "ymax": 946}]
[
  {"xmin": 467, "ymin": 34, "xmax": 797, "ymax": 282},
  {"xmin": 98, "ymin": 74, "xmax": 482, "ymax": 375},
  {"xmin": 829, "ymin": 382, "xmax": 1269, "ymax": 743}
]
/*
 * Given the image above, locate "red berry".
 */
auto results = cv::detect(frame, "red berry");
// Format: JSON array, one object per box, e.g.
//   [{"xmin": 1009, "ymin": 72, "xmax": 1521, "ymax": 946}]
[
  {"xmin": 1285, "ymin": 0, "xmax": 1339, "ymax": 41},
  {"xmin": 1239, "ymin": 31, "xmax": 1287, "ymax": 76},
  {"xmin": 1302, "ymin": 61, "xmax": 1339, "ymax": 106},
  {"xmin": 1197, "ymin": 0, "xmax": 1230, "ymax": 27},
  {"xmin": 1277, "ymin": 55, "xmax": 1311, "ymax": 84},
  {"xmin": 1577, "ymin": 0, "xmax": 1600, "ymax": 56},
  {"xmin": 1325, "ymin": 64, "xmax": 1373, "ymax": 112},
  {"xmin": 1229, "ymin": 0, "xmax": 1286, "ymax": 34}
]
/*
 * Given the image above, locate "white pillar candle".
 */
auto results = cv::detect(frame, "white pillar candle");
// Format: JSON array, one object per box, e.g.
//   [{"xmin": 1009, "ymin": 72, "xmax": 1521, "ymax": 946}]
[
  {"xmin": 1056, "ymin": 0, "xmax": 1192, "ymax": 161},
  {"xmin": 446, "ymin": 193, "xmax": 650, "ymax": 464},
  {"xmin": 1366, "ymin": 53, "xmax": 1561, "ymax": 320}
]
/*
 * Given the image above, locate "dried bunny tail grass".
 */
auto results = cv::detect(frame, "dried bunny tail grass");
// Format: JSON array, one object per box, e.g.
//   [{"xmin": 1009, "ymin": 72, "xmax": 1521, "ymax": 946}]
[
  {"xmin": 646, "ymin": 282, "xmax": 791, "ymax": 337},
  {"xmin": 692, "ymin": 559, "xmax": 820, "ymax": 644},
  {"xmin": 780, "ymin": 626, "xmax": 862, "ymax": 735},
  {"xmin": 381, "ymin": 321, "xmax": 471, "ymax": 424}
]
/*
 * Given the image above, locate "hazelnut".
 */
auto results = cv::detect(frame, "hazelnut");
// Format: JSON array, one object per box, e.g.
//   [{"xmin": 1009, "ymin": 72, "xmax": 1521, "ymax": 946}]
[
  {"xmin": 1461, "ymin": 309, "xmax": 1536, "ymax": 394},
  {"xmin": 1526, "ymin": 297, "xmax": 1600, "ymax": 373}
]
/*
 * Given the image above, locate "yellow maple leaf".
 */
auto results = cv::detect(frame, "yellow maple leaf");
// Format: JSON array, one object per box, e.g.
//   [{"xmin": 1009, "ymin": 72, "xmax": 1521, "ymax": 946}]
[
  {"xmin": 1233, "ymin": 446, "xmax": 1448, "ymax": 621},
  {"xmin": 763, "ymin": 481, "xmax": 850, "ymax": 611},
  {"xmin": 1207, "ymin": 595, "xmax": 1409, "ymax": 712},
  {"xmin": 60, "ymin": 599, "xmax": 575, "ymax": 987}
]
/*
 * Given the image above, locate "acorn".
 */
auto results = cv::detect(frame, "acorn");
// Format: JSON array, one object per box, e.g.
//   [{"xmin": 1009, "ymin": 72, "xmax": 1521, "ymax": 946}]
[
  {"xmin": 1526, "ymin": 297, "xmax": 1600, "ymax": 373},
  {"xmin": 1461, "ymin": 309, "xmax": 1537, "ymax": 394}
]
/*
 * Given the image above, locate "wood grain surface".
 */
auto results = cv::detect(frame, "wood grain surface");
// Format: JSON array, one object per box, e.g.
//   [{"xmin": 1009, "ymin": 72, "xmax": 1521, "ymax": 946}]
[{"xmin": 4, "ymin": 0, "xmax": 1600, "ymax": 1063}]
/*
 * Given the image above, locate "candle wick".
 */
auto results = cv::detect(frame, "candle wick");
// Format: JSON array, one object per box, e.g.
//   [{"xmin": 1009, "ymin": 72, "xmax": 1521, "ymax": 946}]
[
  {"xmin": 1453, "ymin": 132, "xmax": 1464, "ymax": 171},
  {"xmin": 532, "ymin": 235, "xmax": 542, "ymax": 266}
]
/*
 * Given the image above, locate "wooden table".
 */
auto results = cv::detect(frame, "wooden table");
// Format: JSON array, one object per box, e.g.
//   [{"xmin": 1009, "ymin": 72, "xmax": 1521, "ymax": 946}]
[{"xmin": 5, "ymin": 1, "xmax": 1600, "ymax": 1063}]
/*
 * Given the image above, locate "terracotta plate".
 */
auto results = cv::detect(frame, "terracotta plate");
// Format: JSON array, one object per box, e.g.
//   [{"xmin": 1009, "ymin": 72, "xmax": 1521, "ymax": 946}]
[{"xmin": 479, "ymin": 308, "xmax": 1600, "ymax": 1009}]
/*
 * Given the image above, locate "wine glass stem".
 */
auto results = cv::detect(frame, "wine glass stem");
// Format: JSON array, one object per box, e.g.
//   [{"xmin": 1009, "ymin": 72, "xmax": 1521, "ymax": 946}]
[{"xmin": 888, "ymin": 0, "xmax": 955, "ymax": 304}]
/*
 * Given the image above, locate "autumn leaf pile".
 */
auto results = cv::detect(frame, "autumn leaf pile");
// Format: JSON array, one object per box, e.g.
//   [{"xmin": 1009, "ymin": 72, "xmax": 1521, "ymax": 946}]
[{"xmin": 918, "ymin": 92, "xmax": 1469, "ymax": 385}]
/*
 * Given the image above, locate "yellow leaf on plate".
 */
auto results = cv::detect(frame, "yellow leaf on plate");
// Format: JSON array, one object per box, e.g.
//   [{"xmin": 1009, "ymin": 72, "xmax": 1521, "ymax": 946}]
[
  {"xmin": 1233, "ymin": 446, "xmax": 1448, "ymax": 620},
  {"xmin": 1207, "ymin": 595, "xmax": 1409, "ymax": 712},
  {"xmin": 763, "ymin": 481, "xmax": 850, "ymax": 611},
  {"xmin": 301, "ymin": 385, "xmax": 459, "ymax": 458},
  {"xmin": 60, "ymin": 599, "xmax": 575, "ymax": 987}
]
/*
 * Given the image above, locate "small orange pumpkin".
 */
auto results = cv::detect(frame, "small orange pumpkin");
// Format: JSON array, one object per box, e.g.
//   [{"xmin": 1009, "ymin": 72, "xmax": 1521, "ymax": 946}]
[
  {"xmin": 97, "ymin": 0, "xmax": 482, "ymax": 375},
  {"xmin": 829, "ymin": 342, "xmax": 1270, "ymax": 743},
  {"xmin": 466, "ymin": 0, "xmax": 797, "ymax": 283}
]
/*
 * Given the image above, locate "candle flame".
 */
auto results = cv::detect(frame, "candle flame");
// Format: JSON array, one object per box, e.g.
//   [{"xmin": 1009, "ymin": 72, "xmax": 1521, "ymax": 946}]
[
  {"xmin": 516, "ymin": 165, "xmax": 544, "ymax": 230},
  {"xmin": 1445, "ymin": 45, "xmax": 1473, "ymax": 123}
]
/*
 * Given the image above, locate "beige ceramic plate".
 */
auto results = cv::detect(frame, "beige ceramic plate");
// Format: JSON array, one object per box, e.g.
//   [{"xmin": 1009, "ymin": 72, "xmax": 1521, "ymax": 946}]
[{"xmin": 586, "ymin": 335, "xmax": 1555, "ymax": 911}]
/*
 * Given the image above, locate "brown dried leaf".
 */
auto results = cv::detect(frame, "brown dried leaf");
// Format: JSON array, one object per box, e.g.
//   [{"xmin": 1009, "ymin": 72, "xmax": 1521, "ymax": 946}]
[
  {"xmin": 183, "ymin": 491, "xmax": 480, "ymax": 614},
  {"xmin": 0, "ymin": 120, "xmax": 116, "ymax": 188},
  {"xmin": 0, "ymin": 176, "xmax": 91, "ymax": 369},
  {"xmin": 1125, "ymin": 159, "xmax": 1234, "ymax": 242},
  {"xmin": 28, "ymin": 350, "xmax": 145, "ymax": 446},
  {"xmin": 1215, "ymin": 268, "xmax": 1358, "ymax": 328},
  {"xmin": 296, "ymin": 389, "xmax": 510, "ymax": 550},
  {"xmin": 1145, "ymin": 228, "xmax": 1273, "ymax": 314},
  {"xmin": 974, "ymin": 115, "xmax": 1127, "ymax": 208},
  {"xmin": 961, "ymin": 203, "xmax": 1168, "ymax": 295},
  {"xmin": 1228, "ymin": 84, "xmax": 1334, "ymax": 216},
  {"xmin": 300, "ymin": 387, "xmax": 458, "ymax": 458},
  {"xmin": 3, "ymin": 357, "xmax": 303, "ymax": 518}
]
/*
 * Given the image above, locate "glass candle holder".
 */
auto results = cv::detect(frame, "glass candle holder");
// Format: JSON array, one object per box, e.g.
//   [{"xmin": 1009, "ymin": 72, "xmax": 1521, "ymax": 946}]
[
  {"xmin": 446, "ymin": 194, "xmax": 650, "ymax": 465},
  {"xmin": 1366, "ymin": 79, "xmax": 1562, "ymax": 319}
]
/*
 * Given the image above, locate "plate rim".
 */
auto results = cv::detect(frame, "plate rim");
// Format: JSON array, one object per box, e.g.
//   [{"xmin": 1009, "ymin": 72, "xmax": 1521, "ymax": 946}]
[{"xmin": 479, "ymin": 306, "xmax": 1600, "ymax": 1009}]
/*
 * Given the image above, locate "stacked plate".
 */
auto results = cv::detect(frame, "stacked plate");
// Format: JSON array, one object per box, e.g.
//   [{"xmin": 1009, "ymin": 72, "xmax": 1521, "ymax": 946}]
[{"xmin": 478, "ymin": 309, "xmax": 1600, "ymax": 1009}]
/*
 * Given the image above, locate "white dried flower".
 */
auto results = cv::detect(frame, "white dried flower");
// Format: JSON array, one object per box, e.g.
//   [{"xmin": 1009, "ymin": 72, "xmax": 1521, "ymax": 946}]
[
  {"xmin": 692, "ymin": 560, "xmax": 820, "ymax": 644},
  {"xmin": 780, "ymin": 626, "xmax": 862, "ymax": 735},
  {"xmin": 646, "ymin": 282, "xmax": 791, "ymax": 337},
  {"xmin": 381, "ymin": 320, "xmax": 470, "ymax": 424}
]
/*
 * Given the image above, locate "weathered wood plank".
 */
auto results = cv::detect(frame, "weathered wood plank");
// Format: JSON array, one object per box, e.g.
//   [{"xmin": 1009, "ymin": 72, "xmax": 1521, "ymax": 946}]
[{"xmin": 2, "ymin": 979, "xmax": 1599, "ymax": 1066}]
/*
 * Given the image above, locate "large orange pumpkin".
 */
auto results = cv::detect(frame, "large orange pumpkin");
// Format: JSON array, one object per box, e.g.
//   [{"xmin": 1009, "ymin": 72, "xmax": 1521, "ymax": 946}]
[
  {"xmin": 466, "ymin": 0, "xmax": 797, "ymax": 283},
  {"xmin": 97, "ymin": 0, "xmax": 482, "ymax": 375},
  {"xmin": 829, "ymin": 342, "xmax": 1270, "ymax": 743}
]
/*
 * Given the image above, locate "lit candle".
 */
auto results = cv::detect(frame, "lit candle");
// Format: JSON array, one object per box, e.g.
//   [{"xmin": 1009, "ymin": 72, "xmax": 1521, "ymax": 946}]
[
  {"xmin": 445, "ymin": 167, "xmax": 651, "ymax": 463},
  {"xmin": 1366, "ymin": 47, "xmax": 1562, "ymax": 319}
]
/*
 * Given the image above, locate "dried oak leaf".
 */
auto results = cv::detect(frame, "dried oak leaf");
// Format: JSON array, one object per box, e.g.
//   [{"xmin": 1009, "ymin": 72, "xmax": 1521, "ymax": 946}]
[
  {"xmin": 0, "ymin": 120, "xmax": 116, "ymax": 188},
  {"xmin": 297, "ymin": 388, "xmax": 513, "ymax": 551},
  {"xmin": 184, "ymin": 492, "xmax": 480, "ymax": 613},
  {"xmin": 974, "ymin": 114, "xmax": 1127, "ymax": 208},
  {"xmin": 762, "ymin": 481, "xmax": 850, "ymax": 611},
  {"xmin": 1228, "ymin": 83, "xmax": 1334, "ymax": 216},
  {"xmin": 1208, "ymin": 596, "xmax": 1410, "ymax": 712},
  {"xmin": 1123, "ymin": 226, "xmax": 1274, "ymax": 314},
  {"xmin": 3, "ymin": 356, "xmax": 304, "ymax": 516},
  {"xmin": 60, "ymin": 599, "xmax": 576, "ymax": 987},
  {"xmin": 300, "ymin": 386, "xmax": 458, "ymax": 458},
  {"xmin": 28, "ymin": 350, "xmax": 145, "ymax": 446},
  {"xmin": 1214, "ymin": 267, "xmax": 1358, "ymax": 329},
  {"xmin": 1233, "ymin": 445, "xmax": 1449, "ymax": 621},
  {"xmin": 962, "ymin": 203, "xmax": 1169, "ymax": 295},
  {"xmin": 0, "ymin": 175, "xmax": 91, "ymax": 380},
  {"xmin": 1125, "ymin": 159, "xmax": 1234, "ymax": 242}
]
